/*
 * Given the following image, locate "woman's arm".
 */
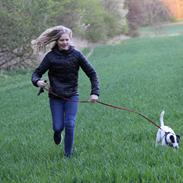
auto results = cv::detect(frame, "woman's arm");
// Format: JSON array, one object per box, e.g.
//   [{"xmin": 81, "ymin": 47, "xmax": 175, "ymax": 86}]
[
  {"xmin": 31, "ymin": 55, "xmax": 50, "ymax": 87},
  {"xmin": 78, "ymin": 51, "xmax": 100, "ymax": 96}
]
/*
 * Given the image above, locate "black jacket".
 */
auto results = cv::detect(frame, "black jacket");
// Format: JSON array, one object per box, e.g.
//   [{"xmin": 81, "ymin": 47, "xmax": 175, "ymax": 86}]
[{"xmin": 31, "ymin": 45, "xmax": 100, "ymax": 98}]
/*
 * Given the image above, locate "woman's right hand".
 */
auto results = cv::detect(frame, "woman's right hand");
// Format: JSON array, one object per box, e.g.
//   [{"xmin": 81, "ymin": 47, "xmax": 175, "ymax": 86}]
[
  {"xmin": 90, "ymin": 94, "xmax": 99, "ymax": 103},
  {"xmin": 37, "ymin": 80, "xmax": 47, "ymax": 88}
]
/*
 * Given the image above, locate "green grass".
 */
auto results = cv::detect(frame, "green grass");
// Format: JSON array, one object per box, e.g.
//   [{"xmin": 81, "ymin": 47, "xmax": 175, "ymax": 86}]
[
  {"xmin": 140, "ymin": 22, "xmax": 183, "ymax": 37},
  {"xmin": 1, "ymin": 35, "xmax": 183, "ymax": 183}
]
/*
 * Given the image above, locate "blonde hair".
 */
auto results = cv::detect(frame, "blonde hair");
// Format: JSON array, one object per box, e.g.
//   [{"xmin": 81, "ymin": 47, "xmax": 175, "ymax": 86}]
[{"xmin": 31, "ymin": 25, "xmax": 72, "ymax": 53}]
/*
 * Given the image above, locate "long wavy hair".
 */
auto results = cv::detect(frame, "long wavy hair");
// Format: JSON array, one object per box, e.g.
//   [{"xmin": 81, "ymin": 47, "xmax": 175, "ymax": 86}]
[{"xmin": 31, "ymin": 25, "xmax": 72, "ymax": 53}]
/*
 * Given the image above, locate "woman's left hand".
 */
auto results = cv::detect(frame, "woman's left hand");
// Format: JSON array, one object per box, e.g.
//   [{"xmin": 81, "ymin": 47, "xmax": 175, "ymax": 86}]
[{"xmin": 90, "ymin": 94, "xmax": 99, "ymax": 103}]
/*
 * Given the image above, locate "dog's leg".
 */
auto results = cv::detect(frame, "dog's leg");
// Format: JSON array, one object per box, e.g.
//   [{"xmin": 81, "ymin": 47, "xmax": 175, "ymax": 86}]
[
  {"xmin": 155, "ymin": 131, "xmax": 161, "ymax": 147},
  {"xmin": 155, "ymin": 135, "xmax": 158, "ymax": 147},
  {"xmin": 155, "ymin": 138, "xmax": 160, "ymax": 147}
]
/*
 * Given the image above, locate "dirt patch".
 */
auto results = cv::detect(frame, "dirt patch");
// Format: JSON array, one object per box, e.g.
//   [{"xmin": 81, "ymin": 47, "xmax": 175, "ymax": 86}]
[{"xmin": 73, "ymin": 35, "xmax": 130, "ymax": 50}]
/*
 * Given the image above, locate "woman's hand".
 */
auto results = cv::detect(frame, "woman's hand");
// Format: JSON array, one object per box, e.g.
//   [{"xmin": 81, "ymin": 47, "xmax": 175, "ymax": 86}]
[
  {"xmin": 90, "ymin": 94, "xmax": 99, "ymax": 103},
  {"xmin": 37, "ymin": 80, "xmax": 47, "ymax": 88}
]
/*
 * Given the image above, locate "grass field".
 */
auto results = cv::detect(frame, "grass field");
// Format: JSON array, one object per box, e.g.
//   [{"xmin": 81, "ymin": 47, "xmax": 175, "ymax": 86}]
[
  {"xmin": 0, "ymin": 34, "xmax": 183, "ymax": 183},
  {"xmin": 140, "ymin": 22, "xmax": 183, "ymax": 37}
]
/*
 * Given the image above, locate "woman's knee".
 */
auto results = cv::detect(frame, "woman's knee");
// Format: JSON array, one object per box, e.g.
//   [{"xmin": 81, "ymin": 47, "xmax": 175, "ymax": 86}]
[{"xmin": 64, "ymin": 120, "xmax": 75, "ymax": 129}]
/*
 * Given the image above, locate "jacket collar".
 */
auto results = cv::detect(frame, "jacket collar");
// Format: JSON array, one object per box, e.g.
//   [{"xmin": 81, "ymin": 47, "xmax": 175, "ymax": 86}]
[{"xmin": 52, "ymin": 45, "xmax": 74, "ymax": 55}]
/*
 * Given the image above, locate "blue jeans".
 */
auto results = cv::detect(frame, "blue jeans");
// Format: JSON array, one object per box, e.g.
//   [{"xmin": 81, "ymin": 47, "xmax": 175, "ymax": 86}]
[{"xmin": 49, "ymin": 96, "xmax": 79, "ymax": 156}]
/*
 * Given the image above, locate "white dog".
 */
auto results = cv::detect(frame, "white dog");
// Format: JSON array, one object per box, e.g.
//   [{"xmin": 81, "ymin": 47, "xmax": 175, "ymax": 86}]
[{"xmin": 155, "ymin": 111, "xmax": 180, "ymax": 149}]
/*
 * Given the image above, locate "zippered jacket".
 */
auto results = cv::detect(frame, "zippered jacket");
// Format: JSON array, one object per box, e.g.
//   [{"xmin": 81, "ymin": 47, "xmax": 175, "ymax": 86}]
[{"xmin": 31, "ymin": 45, "xmax": 100, "ymax": 98}]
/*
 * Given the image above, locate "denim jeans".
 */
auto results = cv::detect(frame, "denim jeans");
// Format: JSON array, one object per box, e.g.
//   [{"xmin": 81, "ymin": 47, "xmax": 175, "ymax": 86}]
[{"xmin": 49, "ymin": 95, "xmax": 79, "ymax": 156}]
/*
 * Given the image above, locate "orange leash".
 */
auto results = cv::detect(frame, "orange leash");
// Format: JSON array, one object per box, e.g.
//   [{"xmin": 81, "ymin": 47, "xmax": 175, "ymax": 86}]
[{"xmin": 38, "ymin": 85, "xmax": 162, "ymax": 130}]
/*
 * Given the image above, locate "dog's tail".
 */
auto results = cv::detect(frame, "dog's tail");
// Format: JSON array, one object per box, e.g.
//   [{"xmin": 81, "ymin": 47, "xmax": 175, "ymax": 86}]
[{"xmin": 160, "ymin": 110, "xmax": 165, "ymax": 127}]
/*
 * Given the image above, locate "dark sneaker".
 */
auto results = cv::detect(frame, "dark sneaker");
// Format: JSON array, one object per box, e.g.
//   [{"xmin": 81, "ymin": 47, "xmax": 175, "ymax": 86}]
[
  {"xmin": 54, "ymin": 132, "xmax": 61, "ymax": 145},
  {"xmin": 64, "ymin": 153, "xmax": 73, "ymax": 158}
]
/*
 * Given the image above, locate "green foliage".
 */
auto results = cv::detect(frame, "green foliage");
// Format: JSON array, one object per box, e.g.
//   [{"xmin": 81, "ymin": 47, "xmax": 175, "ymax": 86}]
[
  {"xmin": 0, "ymin": 0, "xmax": 58, "ymax": 50},
  {"xmin": 0, "ymin": 0, "xmax": 127, "ymax": 51},
  {"xmin": 1, "ymin": 35, "xmax": 183, "ymax": 182},
  {"xmin": 55, "ymin": 0, "xmax": 127, "ymax": 42},
  {"xmin": 81, "ymin": 0, "xmax": 108, "ymax": 42}
]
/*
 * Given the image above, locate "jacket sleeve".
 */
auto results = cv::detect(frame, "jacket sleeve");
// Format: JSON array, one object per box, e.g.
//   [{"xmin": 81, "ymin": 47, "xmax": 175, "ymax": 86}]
[
  {"xmin": 31, "ymin": 55, "xmax": 50, "ymax": 87},
  {"xmin": 78, "ymin": 51, "xmax": 100, "ymax": 96}
]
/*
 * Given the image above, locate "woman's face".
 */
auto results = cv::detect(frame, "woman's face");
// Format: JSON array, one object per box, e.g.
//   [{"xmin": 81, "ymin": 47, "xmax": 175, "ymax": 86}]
[{"xmin": 57, "ymin": 33, "xmax": 71, "ymax": 50}]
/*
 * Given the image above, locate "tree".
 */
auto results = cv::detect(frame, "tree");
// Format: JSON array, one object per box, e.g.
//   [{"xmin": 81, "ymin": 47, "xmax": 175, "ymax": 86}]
[
  {"xmin": 125, "ymin": 0, "xmax": 172, "ymax": 36},
  {"xmin": 55, "ymin": 0, "xmax": 128, "ymax": 42},
  {"xmin": 101, "ymin": 0, "xmax": 128, "ymax": 37},
  {"xmin": 0, "ymin": 0, "xmax": 128, "ymax": 69},
  {"xmin": 0, "ymin": 0, "xmax": 60, "ymax": 69}
]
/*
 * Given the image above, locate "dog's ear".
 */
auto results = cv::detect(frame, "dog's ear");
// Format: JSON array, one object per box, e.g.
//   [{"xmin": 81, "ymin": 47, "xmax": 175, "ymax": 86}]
[
  {"xmin": 170, "ymin": 135, "xmax": 175, "ymax": 143},
  {"xmin": 176, "ymin": 135, "xmax": 180, "ymax": 143}
]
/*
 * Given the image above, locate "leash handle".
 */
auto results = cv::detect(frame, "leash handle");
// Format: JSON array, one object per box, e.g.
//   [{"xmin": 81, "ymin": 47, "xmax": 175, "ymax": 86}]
[
  {"xmin": 37, "ymin": 80, "xmax": 47, "ymax": 96},
  {"xmin": 37, "ymin": 88, "xmax": 44, "ymax": 96}
]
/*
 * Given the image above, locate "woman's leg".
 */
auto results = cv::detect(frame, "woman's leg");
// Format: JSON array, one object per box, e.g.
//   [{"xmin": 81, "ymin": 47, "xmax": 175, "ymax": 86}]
[
  {"xmin": 64, "ymin": 95, "xmax": 79, "ymax": 156},
  {"xmin": 49, "ymin": 97, "xmax": 64, "ymax": 144}
]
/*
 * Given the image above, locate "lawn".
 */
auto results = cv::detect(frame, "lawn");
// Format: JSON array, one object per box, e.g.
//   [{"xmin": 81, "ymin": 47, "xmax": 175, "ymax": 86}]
[
  {"xmin": 140, "ymin": 22, "xmax": 183, "ymax": 37},
  {"xmin": 0, "ymin": 34, "xmax": 183, "ymax": 183}
]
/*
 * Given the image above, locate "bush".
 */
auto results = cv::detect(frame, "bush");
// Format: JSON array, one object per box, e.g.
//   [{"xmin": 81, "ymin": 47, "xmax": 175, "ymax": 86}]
[{"xmin": 125, "ymin": 0, "xmax": 172, "ymax": 36}]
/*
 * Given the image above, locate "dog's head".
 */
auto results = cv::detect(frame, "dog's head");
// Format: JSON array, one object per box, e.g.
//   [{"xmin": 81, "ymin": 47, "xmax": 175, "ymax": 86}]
[{"xmin": 166, "ymin": 132, "xmax": 180, "ymax": 149}]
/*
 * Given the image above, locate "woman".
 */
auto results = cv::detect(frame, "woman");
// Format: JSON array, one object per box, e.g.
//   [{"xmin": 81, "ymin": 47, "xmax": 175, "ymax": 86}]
[{"xmin": 31, "ymin": 25, "xmax": 100, "ymax": 157}]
